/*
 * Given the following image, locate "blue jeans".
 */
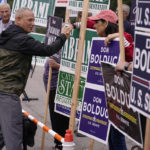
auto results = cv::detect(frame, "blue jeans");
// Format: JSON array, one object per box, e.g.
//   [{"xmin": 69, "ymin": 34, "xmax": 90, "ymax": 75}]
[{"xmin": 109, "ymin": 126, "xmax": 127, "ymax": 150}]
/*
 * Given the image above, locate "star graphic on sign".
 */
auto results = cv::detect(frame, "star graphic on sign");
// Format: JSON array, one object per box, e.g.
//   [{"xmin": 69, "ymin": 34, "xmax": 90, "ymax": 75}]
[
  {"xmin": 93, "ymin": 116, "xmax": 96, "ymax": 122},
  {"xmin": 120, "ymin": 107, "xmax": 124, "ymax": 115}
]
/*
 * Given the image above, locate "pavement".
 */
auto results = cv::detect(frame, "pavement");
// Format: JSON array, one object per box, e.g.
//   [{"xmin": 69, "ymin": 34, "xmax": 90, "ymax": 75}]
[{"xmin": 3, "ymin": 66, "xmax": 135, "ymax": 150}]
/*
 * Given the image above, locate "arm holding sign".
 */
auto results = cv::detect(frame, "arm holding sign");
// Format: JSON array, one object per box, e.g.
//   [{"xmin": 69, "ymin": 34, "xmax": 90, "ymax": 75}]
[
  {"xmin": 89, "ymin": 10, "xmax": 128, "ymax": 150},
  {"xmin": 49, "ymin": 59, "xmax": 60, "ymax": 70},
  {"xmin": 105, "ymin": 32, "xmax": 134, "ymax": 62},
  {"xmin": 104, "ymin": 33, "xmax": 119, "ymax": 46},
  {"xmin": 115, "ymin": 60, "xmax": 146, "ymax": 146},
  {"xmin": 115, "ymin": 61, "xmax": 132, "ymax": 72}
]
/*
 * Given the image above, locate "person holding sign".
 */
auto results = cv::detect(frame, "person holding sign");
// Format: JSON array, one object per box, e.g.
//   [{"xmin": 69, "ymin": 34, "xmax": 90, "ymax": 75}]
[
  {"xmin": 115, "ymin": 61, "xmax": 132, "ymax": 72},
  {"xmin": 43, "ymin": 57, "xmax": 70, "ymax": 150},
  {"xmin": 89, "ymin": 9, "xmax": 134, "ymax": 150},
  {"xmin": 115, "ymin": 61, "xmax": 146, "ymax": 146},
  {"xmin": 0, "ymin": 7, "xmax": 73, "ymax": 150}
]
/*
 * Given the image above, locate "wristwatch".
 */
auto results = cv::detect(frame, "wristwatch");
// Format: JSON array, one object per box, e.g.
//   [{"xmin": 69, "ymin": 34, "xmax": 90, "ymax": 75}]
[{"xmin": 124, "ymin": 62, "xmax": 132, "ymax": 71}]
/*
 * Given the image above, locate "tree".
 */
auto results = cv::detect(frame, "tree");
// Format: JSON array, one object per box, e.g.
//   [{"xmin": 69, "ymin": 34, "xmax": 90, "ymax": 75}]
[
  {"xmin": 110, "ymin": 0, "xmax": 131, "ymax": 11},
  {"xmin": 7, "ymin": 0, "xmax": 13, "ymax": 8}
]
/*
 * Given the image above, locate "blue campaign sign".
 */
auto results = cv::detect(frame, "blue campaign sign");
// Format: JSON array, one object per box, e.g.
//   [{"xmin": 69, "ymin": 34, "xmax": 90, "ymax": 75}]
[
  {"xmin": 78, "ymin": 38, "xmax": 119, "ymax": 144},
  {"xmin": 87, "ymin": 37, "xmax": 120, "ymax": 86},
  {"xmin": 55, "ymin": 103, "xmax": 80, "ymax": 119},
  {"xmin": 135, "ymin": 0, "xmax": 150, "ymax": 32},
  {"xmin": 130, "ymin": 31, "xmax": 150, "ymax": 118},
  {"xmin": 79, "ymin": 88, "xmax": 109, "ymax": 144}
]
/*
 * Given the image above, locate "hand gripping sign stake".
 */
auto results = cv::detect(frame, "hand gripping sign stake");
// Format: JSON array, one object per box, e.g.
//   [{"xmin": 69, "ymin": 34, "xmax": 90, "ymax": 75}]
[{"xmin": 62, "ymin": 130, "xmax": 75, "ymax": 150}]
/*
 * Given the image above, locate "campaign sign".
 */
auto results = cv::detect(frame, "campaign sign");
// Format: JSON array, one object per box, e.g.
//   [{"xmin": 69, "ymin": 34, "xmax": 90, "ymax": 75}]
[
  {"xmin": 55, "ymin": 29, "xmax": 98, "ymax": 118},
  {"xmin": 130, "ymin": 31, "xmax": 150, "ymax": 118},
  {"xmin": 55, "ymin": 71, "xmax": 85, "ymax": 109},
  {"xmin": 61, "ymin": 29, "xmax": 97, "ymax": 77},
  {"xmin": 87, "ymin": 37, "xmax": 119, "ymax": 86},
  {"xmin": 130, "ymin": 0, "xmax": 136, "ymax": 24},
  {"xmin": 11, "ymin": 0, "xmax": 56, "ymax": 27},
  {"xmin": 78, "ymin": 38, "xmax": 119, "ymax": 144},
  {"xmin": 55, "ymin": 0, "xmax": 68, "ymax": 7},
  {"xmin": 68, "ymin": 0, "xmax": 110, "ymax": 15},
  {"xmin": 29, "ymin": 32, "xmax": 47, "ymax": 66},
  {"xmin": 45, "ymin": 16, "xmax": 62, "ymax": 45},
  {"xmin": 101, "ymin": 62, "xmax": 142, "ymax": 147},
  {"xmin": 45, "ymin": 16, "xmax": 62, "ymax": 64},
  {"xmin": 30, "ymin": 32, "xmax": 45, "ymax": 42},
  {"xmin": 135, "ymin": 0, "xmax": 150, "ymax": 32},
  {"xmin": 79, "ymin": 88, "xmax": 109, "ymax": 144},
  {"xmin": 130, "ymin": 0, "xmax": 136, "ymax": 39},
  {"xmin": 55, "ymin": 103, "xmax": 80, "ymax": 119}
]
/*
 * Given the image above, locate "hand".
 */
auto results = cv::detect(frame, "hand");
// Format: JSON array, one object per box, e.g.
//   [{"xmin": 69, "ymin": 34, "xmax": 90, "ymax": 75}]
[
  {"xmin": 104, "ymin": 33, "xmax": 119, "ymax": 46},
  {"xmin": 115, "ymin": 61, "xmax": 127, "ymax": 76},
  {"xmin": 115, "ymin": 61, "xmax": 126, "ymax": 72},
  {"xmin": 49, "ymin": 59, "xmax": 60, "ymax": 70},
  {"xmin": 61, "ymin": 24, "xmax": 73, "ymax": 39},
  {"xmin": 73, "ymin": 22, "xmax": 81, "ymax": 29},
  {"xmin": 104, "ymin": 35, "xmax": 111, "ymax": 46}
]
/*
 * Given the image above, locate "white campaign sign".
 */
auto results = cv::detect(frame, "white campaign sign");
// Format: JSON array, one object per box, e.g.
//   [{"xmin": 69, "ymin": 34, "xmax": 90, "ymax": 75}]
[{"xmin": 11, "ymin": 0, "xmax": 55, "ymax": 27}]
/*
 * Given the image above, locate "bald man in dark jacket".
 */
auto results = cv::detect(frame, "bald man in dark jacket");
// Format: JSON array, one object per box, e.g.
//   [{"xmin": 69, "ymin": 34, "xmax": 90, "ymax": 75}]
[{"xmin": 0, "ymin": 7, "xmax": 72, "ymax": 150}]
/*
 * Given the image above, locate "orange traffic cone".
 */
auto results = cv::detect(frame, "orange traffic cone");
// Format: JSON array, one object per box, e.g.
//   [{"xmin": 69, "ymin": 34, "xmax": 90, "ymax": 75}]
[{"xmin": 62, "ymin": 130, "xmax": 75, "ymax": 150}]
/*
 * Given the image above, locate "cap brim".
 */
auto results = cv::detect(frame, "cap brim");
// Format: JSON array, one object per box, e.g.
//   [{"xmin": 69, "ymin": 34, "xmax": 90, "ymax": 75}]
[{"xmin": 88, "ymin": 15, "xmax": 101, "ymax": 21}]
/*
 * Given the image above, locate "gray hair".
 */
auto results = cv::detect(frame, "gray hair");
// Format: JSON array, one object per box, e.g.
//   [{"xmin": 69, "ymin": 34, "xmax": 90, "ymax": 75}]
[
  {"xmin": 123, "ymin": 4, "xmax": 130, "ymax": 16},
  {"xmin": 15, "ymin": 7, "xmax": 32, "ymax": 19},
  {"xmin": 0, "ymin": 3, "xmax": 11, "ymax": 11}
]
